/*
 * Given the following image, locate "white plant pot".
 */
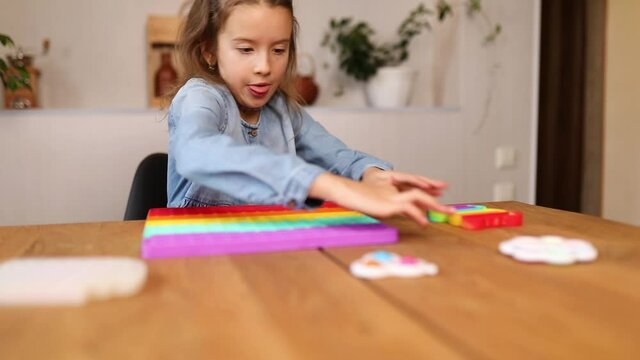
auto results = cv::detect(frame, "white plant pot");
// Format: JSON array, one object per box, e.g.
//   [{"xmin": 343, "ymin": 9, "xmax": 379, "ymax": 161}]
[{"xmin": 364, "ymin": 66, "xmax": 416, "ymax": 108}]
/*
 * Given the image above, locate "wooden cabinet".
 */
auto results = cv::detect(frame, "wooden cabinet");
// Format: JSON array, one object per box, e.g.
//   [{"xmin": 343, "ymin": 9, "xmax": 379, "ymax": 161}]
[{"xmin": 146, "ymin": 16, "xmax": 183, "ymax": 108}]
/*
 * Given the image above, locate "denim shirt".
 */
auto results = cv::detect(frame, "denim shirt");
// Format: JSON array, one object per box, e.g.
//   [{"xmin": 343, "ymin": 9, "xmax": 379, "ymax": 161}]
[{"xmin": 167, "ymin": 78, "xmax": 392, "ymax": 208}]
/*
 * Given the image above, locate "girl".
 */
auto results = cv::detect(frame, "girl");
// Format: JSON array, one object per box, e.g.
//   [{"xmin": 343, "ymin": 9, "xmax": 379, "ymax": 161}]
[{"xmin": 167, "ymin": 0, "xmax": 454, "ymax": 225}]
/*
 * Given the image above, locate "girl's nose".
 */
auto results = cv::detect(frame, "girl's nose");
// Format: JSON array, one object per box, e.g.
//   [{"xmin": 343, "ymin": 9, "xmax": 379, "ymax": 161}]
[{"xmin": 254, "ymin": 53, "xmax": 271, "ymax": 76}]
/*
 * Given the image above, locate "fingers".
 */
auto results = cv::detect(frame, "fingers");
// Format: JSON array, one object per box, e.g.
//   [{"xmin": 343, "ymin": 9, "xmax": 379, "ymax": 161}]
[
  {"xmin": 389, "ymin": 172, "xmax": 449, "ymax": 194},
  {"xmin": 414, "ymin": 190, "xmax": 455, "ymax": 214},
  {"xmin": 416, "ymin": 174, "xmax": 448, "ymax": 189},
  {"xmin": 342, "ymin": 179, "xmax": 453, "ymax": 226},
  {"xmin": 400, "ymin": 203, "xmax": 429, "ymax": 226},
  {"xmin": 378, "ymin": 189, "xmax": 452, "ymax": 226},
  {"xmin": 410, "ymin": 174, "xmax": 448, "ymax": 189}
]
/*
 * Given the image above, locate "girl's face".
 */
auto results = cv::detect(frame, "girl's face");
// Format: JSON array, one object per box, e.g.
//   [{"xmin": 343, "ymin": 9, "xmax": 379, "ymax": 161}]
[{"xmin": 214, "ymin": 4, "xmax": 292, "ymax": 121}]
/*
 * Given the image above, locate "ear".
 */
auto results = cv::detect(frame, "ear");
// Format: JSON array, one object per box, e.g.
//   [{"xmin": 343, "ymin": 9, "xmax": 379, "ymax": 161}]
[{"xmin": 200, "ymin": 44, "xmax": 217, "ymax": 66}]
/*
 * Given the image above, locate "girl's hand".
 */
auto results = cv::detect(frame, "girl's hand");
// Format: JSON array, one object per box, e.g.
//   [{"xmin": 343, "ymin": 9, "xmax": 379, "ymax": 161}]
[
  {"xmin": 309, "ymin": 172, "xmax": 454, "ymax": 226},
  {"xmin": 361, "ymin": 167, "xmax": 448, "ymax": 197}
]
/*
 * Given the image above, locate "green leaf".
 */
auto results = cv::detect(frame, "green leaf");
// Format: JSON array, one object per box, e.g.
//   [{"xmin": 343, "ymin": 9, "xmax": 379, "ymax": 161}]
[
  {"xmin": 6, "ymin": 76, "xmax": 19, "ymax": 91},
  {"xmin": 484, "ymin": 24, "xmax": 502, "ymax": 44},
  {"xmin": 0, "ymin": 58, "xmax": 7, "ymax": 72},
  {"xmin": 18, "ymin": 67, "xmax": 29, "ymax": 78},
  {"xmin": 437, "ymin": 0, "xmax": 453, "ymax": 21},
  {"xmin": 321, "ymin": 33, "xmax": 330, "ymax": 47},
  {"xmin": 0, "ymin": 33, "xmax": 15, "ymax": 47},
  {"xmin": 467, "ymin": 0, "xmax": 482, "ymax": 15}
]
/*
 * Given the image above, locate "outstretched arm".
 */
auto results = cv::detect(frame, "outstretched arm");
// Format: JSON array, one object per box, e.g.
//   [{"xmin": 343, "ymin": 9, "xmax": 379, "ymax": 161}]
[{"xmin": 308, "ymin": 170, "xmax": 454, "ymax": 226}]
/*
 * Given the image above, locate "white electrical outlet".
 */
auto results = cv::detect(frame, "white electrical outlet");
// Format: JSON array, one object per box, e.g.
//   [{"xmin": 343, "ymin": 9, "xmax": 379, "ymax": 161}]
[
  {"xmin": 495, "ymin": 147, "xmax": 516, "ymax": 169},
  {"xmin": 493, "ymin": 182, "xmax": 515, "ymax": 201}
]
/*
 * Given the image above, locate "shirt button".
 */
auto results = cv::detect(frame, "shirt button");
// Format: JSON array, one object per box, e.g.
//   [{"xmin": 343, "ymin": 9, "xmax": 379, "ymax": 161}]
[
  {"xmin": 287, "ymin": 200, "xmax": 297, "ymax": 208},
  {"xmin": 249, "ymin": 129, "xmax": 258, "ymax": 137}
]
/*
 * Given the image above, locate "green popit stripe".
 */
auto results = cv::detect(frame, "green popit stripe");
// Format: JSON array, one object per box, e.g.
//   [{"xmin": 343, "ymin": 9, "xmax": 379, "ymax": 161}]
[
  {"xmin": 143, "ymin": 215, "xmax": 379, "ymax": 238},
  {"xmin": 427, "ymin": 211, "xmax": 449, "ymax": 223}
]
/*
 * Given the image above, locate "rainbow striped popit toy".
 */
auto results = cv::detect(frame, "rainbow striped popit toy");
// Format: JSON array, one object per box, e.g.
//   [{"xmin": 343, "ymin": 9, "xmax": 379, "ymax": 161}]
[{"xmin": 141, "ymin": 203, "xmax": 398, "ymax": 259}]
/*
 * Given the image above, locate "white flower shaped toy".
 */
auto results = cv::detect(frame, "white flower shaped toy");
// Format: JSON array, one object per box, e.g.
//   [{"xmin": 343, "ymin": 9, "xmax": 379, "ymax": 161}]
[
  {"xmin": 499, "ymin": 236, "xmax": 598, "ymax": 265},
  {"xmin": 350, "ymin": 251, "xmax": 438, "ymax": 279}
]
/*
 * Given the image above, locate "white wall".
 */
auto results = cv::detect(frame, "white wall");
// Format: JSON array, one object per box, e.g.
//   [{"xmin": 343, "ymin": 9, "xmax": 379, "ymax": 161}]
[
  {"xmin": 2, "ymin": 0, "xmax": 494, "ymax": 109},
  {"xmin": 603, "ymin": 0, "xmax": 640, "ymax": 226},
  {"xmin": 0, "ymin": 0, "xmax": 540, "ymax": 226},
  {"xmin": 0, "ymin": 0, "xmax": 179, "ymax": 109},
  {"xmin": 0, "ymin": 105, "xmax": 533, "ymax": 226},
  {"xmin": 0, "ymin": 110, "xmax": 168, "ymax": 225}
]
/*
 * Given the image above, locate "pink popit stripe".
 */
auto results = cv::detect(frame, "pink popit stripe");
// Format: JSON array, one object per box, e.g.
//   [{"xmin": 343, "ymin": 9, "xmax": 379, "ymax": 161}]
[{"xmin": 142, "ymin": 223, "xmax": 397, "ymax": 259}]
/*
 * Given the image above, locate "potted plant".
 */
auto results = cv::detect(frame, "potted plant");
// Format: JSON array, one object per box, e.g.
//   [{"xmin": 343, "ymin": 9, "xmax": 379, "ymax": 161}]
[
  {"xmin": 0, "ymin": 34, "xmax": 31, "ymax": 92},
  {"xmin": 322, "ymin": 0, "xmax": 501, "ymax": 108}
]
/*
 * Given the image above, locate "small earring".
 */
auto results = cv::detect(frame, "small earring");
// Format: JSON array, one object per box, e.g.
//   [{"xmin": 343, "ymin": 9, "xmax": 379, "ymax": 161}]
[{"xmin": 208, "ymin": 63, "xmax": 217, "ymax": 71}]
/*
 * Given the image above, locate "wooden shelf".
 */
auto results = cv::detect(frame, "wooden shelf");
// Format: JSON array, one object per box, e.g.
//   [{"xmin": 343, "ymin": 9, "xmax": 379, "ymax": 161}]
[{"xmin": 146, "ymin": 15, "xmax": 183, "ymax": 108}]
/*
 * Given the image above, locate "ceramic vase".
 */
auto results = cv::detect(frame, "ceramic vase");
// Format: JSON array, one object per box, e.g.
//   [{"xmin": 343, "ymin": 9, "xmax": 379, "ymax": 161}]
[
  {"xmin": 365, "ymin": 66, "xmax": 416, "ymax": 108},
  {"xmin": 154, "ymin": 52, "xmax": 178, "ymax": 97},
  {"xmin": 295, "ymin": 52, "xmax": 320, "ymax": 105}
]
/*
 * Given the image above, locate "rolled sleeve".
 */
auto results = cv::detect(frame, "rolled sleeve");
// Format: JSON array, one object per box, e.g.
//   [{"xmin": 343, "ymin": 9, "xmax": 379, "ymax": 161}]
[
  {"xmin": 293, "ymin": 109, "xmax": 394, "ymax": 180},
  {"xmin": 349, "ymin": 161, "xmax": 394, "ymax": 181},
  {"xmin": 282, "ymin": 164, "xmax": 326, "ymax": 208}
]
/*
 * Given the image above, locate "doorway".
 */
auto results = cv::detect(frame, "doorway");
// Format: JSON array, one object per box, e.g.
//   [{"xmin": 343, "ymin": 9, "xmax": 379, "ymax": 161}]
[{"xmin": 536, "ymin": 0, "xmax": 606, "ymax": 215}]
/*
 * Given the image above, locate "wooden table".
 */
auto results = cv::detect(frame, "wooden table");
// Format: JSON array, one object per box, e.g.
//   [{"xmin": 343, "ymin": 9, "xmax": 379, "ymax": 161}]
[{"xmin": 1, "ymin": 202, "xmax": 639, "ymax": 359}]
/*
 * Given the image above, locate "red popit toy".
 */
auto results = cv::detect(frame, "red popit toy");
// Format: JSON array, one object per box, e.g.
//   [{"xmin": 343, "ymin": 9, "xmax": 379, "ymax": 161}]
[{"xmin": 428, "ymin": 204, "xmax": 523, "ymax": 230}]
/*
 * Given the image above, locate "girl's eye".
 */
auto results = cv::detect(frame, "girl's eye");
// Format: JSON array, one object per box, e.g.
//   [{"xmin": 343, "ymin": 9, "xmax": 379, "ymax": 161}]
[
  {"xmin": 238, "ymin": 48, "xmax": 253, "ymax": 54},
  {"xmin": 273, "ymin": 48, "xmax": 287, "ymax": 55}
]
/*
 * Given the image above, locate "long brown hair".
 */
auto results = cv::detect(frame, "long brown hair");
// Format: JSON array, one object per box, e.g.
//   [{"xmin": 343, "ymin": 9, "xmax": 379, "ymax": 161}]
[{"xmin": 171, "ymin": 0, "xmax": 300, "ymax": 108}]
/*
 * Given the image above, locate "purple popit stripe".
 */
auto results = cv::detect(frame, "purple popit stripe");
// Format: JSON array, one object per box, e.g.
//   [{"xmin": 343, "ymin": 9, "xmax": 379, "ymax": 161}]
[{"xmin": 142, "ymin": 223, "xmax": 398, "ymax": 259}]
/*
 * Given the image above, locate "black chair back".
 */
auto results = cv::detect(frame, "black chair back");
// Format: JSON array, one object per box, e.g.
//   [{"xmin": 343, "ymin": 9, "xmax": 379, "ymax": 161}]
[{"xmin": 124, "ymin": 153, "xmax": 168, "ymax": 220}]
